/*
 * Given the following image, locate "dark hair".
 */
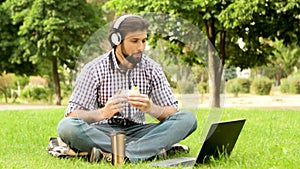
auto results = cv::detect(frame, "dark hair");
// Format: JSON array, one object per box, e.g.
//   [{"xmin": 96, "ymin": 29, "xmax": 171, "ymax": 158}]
[{"xmin": 109, "ymin": 15, "xmax": 150, "ymax": 42}]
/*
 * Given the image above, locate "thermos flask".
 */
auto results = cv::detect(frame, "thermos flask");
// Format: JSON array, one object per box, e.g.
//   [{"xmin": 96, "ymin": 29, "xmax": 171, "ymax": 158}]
[{"xmin": 111, "ymin": 131, "xmax": 126, "ymax": 166}]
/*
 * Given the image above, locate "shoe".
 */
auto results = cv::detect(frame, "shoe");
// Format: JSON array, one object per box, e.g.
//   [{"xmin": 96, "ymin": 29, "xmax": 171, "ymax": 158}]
[
  {"xmin": 89, "ymin": 147, "xmax": 112, "ymax": 163},
  {"xmin": 167, "ymin": 143, "xmax": 190, "ymax": 155},
  {"xmin": 156, "ymin": 144, "xmax": 190, "ymax": 160},
  {"xmin": 156, "ymin": 148, "xmax": 167, "ymax": 160}
]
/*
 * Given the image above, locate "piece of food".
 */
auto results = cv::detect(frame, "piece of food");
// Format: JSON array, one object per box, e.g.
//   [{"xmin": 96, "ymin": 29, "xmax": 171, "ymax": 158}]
[
  {"xmin": 116, "ymin": 89, "xmax": 122, "ymax": 95},
  {"xmin": 129, "ymin": 86, "xmax": 140, "ymax": 94}
]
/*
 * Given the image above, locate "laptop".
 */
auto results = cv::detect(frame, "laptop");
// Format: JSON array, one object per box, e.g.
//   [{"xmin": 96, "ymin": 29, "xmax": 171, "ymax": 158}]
[{"xmin": 150, "ymin": 119, "xmax": 246, "ymax": 167}]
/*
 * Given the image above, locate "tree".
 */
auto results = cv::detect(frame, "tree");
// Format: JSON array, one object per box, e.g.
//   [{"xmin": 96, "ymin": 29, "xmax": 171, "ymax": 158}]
[
  {"xmin": 104, "ymin": 0, "xmax": 300, "ymax": 107},
  {"xmin": 270, "ymin": 40, "xmax": 300, "ymax": 85},
  {"xmin": 0, "ymin": 1, "xmax": 37, "ymax": 75},
  {"xmin": 4, "ymin": 0, "xmax": 105, "ymax": 105}
]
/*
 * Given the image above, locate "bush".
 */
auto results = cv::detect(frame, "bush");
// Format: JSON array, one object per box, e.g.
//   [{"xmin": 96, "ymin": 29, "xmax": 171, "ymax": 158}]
[
  {"xmin": 226, "ymin": 79, "xmax": 241, "ymax": 97},
  {"xmin": 20, "ymin": 85, "xmax": 51, "ymax": 101},
  {"xmin": 197, "ymin": 81, "xmax": 208, "ymax": 93},
  {"xmin": 237, "ymin": 78, "xmax": 251, "ymax": 93},
  {"xmin": 289, "ymin": 75, "xmax": 300, "ymax": 94},
  {"xmin": 60, "ymin": 83, "xmax": 73, "ymax": 99},
  {"xmin": 177, "ymin": 80, "xmax": 195, "ymax": 94},
  {"xmin": 251, "ymin": 76, "xmax": 273, "ymax": 95},
  {"xmin": 280, "ymin": 78, "xmax": 289, "ymax": 93},
  {"xmin": 226, "ymin": 78, "xmax": 251, "ymax": 96},
  {"xmin": 280, "ymin": 74, "xmax": 300, "ymax": 94}
]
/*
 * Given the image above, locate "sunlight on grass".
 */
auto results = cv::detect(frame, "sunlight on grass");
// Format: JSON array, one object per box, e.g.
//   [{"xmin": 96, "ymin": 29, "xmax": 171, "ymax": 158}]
[{"xmin": 0, "ymin": 108, "xmax": 299, "ymax": 168}]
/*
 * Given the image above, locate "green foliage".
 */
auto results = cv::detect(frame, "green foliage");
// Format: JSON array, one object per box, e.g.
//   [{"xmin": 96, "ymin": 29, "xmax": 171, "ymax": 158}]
[
  {"xmin": 271, "ymin": 40, "xmax": 300, "ymax": 76},
  {"xmin": 60, "ymin": 82, "xmax": 73, "ymax": 100},
  {"xmin": 237, "ymin": 78, "xmax": 251, "ymax": 93},
  {"xmin": 13, "ymin": 75, "xmax": 30, "ymax": 89},
  {"xmin": 251, "ymin": 76, "xmax": 273, "ymax": 95},
  {"xmin": 0, "ymin": 1, "xmax": 37, "ymax": 75},
  {"xmin": 0, "ymin": 72, "xmax": 16, "ymax": 103},
  {"xmin": 177, "ymin": 80, "xmax": 195, "ymax": 94},
  {"xmin": 280, "ymin": 78, "xmax": 289, "ymax": 93},
  {"xmin": 226, "ymin": 78, "xmax": 251, "ymax": 97},
  {"xmin": 219, "ymin": 0, "xmax": 300, "ymax": 46},
  {"xmin": 281, "ymin": 73, "xmax": 300, "ymax": 94},
  {"xmin": 289, "ymin": 76, "xmax": 300, "ymax": 94},
  {"xmin": 198, "ymin": 81, "xmax": 209, "ymax": 94},
  {"xmin": 20, "ymin": 85, "xmax": 50, "ymax": 101},
  {"xmin": 2, "ymin": 0, "xmax": 106, "ymax": 105},
  {"xmin": 226, "ymin": 79, "xmax": 241, "ymax": 97},
  {"xmin": 11, "ymin": 0, "xmax": 105, "ymax": 69},
  {"xmin": 224, "ymin": 66, "xmax": 237, "ymax": 81}
]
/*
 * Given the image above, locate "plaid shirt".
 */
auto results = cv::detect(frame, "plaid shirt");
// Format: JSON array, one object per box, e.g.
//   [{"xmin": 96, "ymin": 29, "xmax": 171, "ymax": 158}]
[{"xmin": 66, "ymin": 49, "xmax": 179, "ymax": 124}]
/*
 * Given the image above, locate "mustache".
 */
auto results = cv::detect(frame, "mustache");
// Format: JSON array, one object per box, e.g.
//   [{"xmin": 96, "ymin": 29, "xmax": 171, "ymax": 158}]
[
  {"xmin": 126, "ymin": 51, "xmax": 143, "ymax": 66},
  {"xmin": 131, "ymin": 51, "xmax": 143, "ymax": 56}
]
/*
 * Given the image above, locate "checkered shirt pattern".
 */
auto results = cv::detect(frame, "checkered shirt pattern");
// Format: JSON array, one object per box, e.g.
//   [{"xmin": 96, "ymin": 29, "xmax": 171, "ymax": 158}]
[{"xmin": 65, "ymin": 50, "xmax": 179, "ymax": 124}]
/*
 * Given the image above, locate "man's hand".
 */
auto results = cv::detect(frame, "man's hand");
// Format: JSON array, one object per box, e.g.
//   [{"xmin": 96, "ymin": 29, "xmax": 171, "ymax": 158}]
[
  {"xmin": 101, "ymin": 95, "xmax": 128, "ymax": 119},
  {"xmin": 128, "ymin": 93, "xmax": 178, "ymax": 121},
  {"xmin": 128, "ymin": 93, "xmax": 152, "ymax": 113}
]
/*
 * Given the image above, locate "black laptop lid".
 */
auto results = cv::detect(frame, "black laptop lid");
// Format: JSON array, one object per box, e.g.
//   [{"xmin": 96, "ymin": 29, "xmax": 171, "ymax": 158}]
[{"xmin": 195, "ymin": 119, "xmax": 246, "ymax": 164}]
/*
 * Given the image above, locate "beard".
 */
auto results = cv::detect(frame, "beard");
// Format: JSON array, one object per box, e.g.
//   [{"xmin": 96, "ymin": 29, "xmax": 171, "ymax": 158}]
[
  {"xmin": 121, "ymin": 44, "xmax": 142, "ymax": 67},
  {"xmin": 125, "ymin": 52, "xmax": 142, "ymax": 66}
]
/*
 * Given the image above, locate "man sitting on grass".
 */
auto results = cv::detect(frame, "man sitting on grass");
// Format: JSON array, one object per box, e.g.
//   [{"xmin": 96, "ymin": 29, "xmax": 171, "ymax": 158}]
[{"xmin": 56, "ymin": 14, "xmax": 197, "ymax": 163}]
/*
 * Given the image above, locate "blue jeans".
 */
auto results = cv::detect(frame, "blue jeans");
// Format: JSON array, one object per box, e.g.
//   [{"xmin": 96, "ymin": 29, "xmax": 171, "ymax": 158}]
[{"xmin": 57, "ymin": 110, "xmax": 197, "ymax": 163}]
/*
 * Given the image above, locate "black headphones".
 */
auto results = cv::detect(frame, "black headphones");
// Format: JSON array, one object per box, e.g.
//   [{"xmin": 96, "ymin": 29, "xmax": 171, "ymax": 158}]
[{"xmin": 109, "ymin": 14, "xmax": 140, "ymax": 47}]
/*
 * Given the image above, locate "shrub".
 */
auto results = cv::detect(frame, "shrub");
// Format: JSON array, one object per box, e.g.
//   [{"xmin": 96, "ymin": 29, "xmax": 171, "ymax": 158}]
[
  {"xmin": 280, "ymin": 78, "xmax": 289, "ymax": 93},
  {"xmin": 237, "ymin": 78, "xmax": 251, "ymax": 93},
  {"xmin": 177, "ymin": 80, "xmax": 195, "ymax": 94},
  {"xmin": 251, "ymin": 76, "xmax": 273, "ymax": 95},
  {"xmin": 60, "ymin": 83, "xmax": 73, "ymax": 99},
  {"xmin": 226, "ymin": 79, "xmax": 241, "ymax": 97},
  {"xmin": 20, "ymin": 85, "xmax": 51, "ymax": 101},
  {"xmin": 226, "ymin": 78, "xmax": 251, "ymax": 96},
  {"xmin": 289, "ymin": 75, "xmax": 300, "ymax": 94},
  {"xmin": 198, "ymin": 81, "xmax": 208, "ymax": 93},
  {"xmin": 280, "ymin": 74, "xmax": 300, "ymax": 94}
]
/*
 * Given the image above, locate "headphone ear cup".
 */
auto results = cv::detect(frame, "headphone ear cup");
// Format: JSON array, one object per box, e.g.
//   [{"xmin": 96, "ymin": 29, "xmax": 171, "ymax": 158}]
[{"xmin": 110, "ymin": 31, "xmax": 122, "ymax": 46}]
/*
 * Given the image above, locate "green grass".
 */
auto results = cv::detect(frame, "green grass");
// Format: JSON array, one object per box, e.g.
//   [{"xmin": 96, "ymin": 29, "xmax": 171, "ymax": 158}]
[{"xmin": 0, "ymin": 107, "xmax": 299, "ymax": 169}]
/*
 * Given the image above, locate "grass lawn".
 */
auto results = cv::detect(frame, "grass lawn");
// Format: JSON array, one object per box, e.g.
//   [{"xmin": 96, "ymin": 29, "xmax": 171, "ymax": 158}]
[{"xmin": 0, "ymin": 107, "xmax": 299, "ymax": 169}]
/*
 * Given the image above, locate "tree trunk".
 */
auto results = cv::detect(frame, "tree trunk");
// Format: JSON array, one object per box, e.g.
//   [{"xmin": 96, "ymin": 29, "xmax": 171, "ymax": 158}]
[
  {"xmin": 205, "ymin": 19, "xmax": 225, "ymax": 108},
  {"xmin": 52, "ymin": 57, "xmax": 61, "ymax": 105},
  {"xmin": 208, "ymin": 45, "xmax": 222, "ymax": 107}
]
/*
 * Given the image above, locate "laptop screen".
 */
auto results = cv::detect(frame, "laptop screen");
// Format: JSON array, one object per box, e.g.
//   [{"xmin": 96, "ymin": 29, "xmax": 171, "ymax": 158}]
[{"xmin": 195, "ymin": 119, "xmax": 246, "ymax": 164}]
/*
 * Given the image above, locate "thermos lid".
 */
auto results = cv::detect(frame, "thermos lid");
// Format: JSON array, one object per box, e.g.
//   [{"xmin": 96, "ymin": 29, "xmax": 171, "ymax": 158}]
[{"xmin": 111, "ymin": 131, "xmax": 126, "ymax": 136}]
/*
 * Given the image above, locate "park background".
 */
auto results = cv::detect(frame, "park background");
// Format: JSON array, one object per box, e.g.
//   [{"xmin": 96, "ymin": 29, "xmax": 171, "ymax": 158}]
[{"xmin": 0, "ymin": 0, "xmax": 299, "ymax": 168}]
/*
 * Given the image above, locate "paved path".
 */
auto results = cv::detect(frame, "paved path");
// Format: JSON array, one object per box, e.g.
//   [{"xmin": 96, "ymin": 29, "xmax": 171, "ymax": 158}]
[
  {"xmin": 0, "ymin": 105, "xmax": 65, "ymax": 111},
  {"xmin": 0, "ymin": 94, "xmax": 299, "ymax": 111},
  {"xmin": 177, "ymin": 93, "xmax": 300, "ymax": 110}
]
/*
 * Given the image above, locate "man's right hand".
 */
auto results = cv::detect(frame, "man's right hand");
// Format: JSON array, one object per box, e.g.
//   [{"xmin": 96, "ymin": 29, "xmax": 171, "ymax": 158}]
[
  {"xmin": 67, "ymin": 95, "xmax": 128, "ymax": 124},
  {"xmin": 100, "ymin": 96, "xmax": 128, "ymax": 119}
]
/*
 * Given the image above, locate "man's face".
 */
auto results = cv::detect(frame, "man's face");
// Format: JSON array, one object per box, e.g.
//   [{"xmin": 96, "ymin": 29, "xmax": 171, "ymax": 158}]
[{"xmin": 116, "ymin": 30, "xmax": 147, "ymax": 69}]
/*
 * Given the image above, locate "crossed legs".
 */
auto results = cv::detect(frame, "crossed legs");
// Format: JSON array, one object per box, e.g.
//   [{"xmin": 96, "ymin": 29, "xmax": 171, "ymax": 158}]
[{"xmin": 57, "ymin": 110, "xmax": 197, "ymax": 162}]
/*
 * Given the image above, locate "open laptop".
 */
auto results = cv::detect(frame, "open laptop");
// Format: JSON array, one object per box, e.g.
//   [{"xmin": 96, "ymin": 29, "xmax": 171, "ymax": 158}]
[{"xmin": 150, "ymin": 119, "xmax": 246, "ymax": 167}]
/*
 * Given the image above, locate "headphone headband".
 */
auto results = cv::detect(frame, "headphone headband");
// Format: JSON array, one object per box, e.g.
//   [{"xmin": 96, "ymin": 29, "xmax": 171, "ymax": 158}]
[
  {"xmin": 113, "ymin": 14, "xmax": 137, "ymax": 29},
  {"xmin": 109, "ymin": 14, "xmax": 141, "ymax": 47}
]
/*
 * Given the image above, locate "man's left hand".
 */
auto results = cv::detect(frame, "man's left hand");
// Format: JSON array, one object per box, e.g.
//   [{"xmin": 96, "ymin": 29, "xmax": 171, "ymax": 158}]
[{"xmin": 128, "ymin": 94, "xmax": 152, "ymax": 112}]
